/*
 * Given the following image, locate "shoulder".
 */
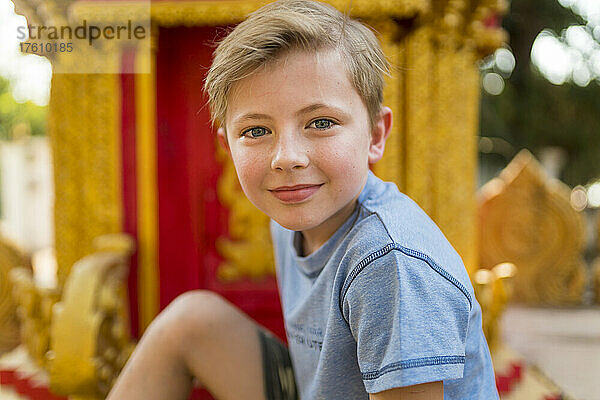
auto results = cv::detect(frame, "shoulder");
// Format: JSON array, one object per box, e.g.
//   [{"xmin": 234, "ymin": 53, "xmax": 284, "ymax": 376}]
[
  {"xmin": 358, "ymin": 179, "xmax": 463, "ymax": 273},
  {"xmin": 340, "ymin": 243, "xmax": 472, "ymax": 318},
  {"xmin": 340, "ymin": 176, "xmax": 474, "ymax": 309}
]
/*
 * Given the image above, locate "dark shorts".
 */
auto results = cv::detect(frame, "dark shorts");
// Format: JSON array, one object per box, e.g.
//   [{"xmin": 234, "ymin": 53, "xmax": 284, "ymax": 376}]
[{"xmin": 258, "ymin": 329, "xmax": 299, "ymax": 400}]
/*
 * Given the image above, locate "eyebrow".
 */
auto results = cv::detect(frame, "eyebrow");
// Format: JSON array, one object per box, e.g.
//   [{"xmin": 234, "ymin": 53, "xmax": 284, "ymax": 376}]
[
  {"xmin": 232, "ymin": 113, "xmax": 273, "ymax": 124},
  {"xmin": 294, "ymin": 103, "xmax": 347, "ymax": 117},
  {"xmin": 232, "ymin": 103, "xmax": 349, "ymax": 125}
]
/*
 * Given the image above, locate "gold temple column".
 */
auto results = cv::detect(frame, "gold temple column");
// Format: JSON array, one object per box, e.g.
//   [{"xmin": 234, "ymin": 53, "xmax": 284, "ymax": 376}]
[
  {"xmin": 403, "ymin": 25, "xmax": 435, "ymax": 215},
  {"xmin": 48, "ymin": 73, "xmax": 122, "ymax": 285},
  {"xmin": 373, "ymin": 3, "xmax": 489, "ymax": 274},
  {"xmin": 430, "ymin": 39, "xmax": 480, "ymax": 273},
  {"xmin": 370, "ymin": 18, "xmax": 405, "ymax": 190},
  {"xmin": 135, "ymin": 44, "xmax": 159, "ymax": 331}
]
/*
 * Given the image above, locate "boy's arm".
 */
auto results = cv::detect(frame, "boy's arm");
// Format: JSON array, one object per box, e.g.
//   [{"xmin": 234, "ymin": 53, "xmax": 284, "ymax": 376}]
[{"xmin": 369, "ymin": 381, "xmax": 443, "ymax": 400}]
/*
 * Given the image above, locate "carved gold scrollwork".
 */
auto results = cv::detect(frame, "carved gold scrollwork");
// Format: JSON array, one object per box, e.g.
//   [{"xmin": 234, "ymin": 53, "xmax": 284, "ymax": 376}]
[
  {"xmin": 478, "ymin": 150, "xmax": 586, "ymax": 305},
  {"xmin": 48, "ymin": 234, "xmax": 135, "ymax": 399},
  {"xmin": 468, "ymin": 0, "xmax": 509, "ymax": 58},
  {"xmin": 49, "ymin": 72, "xmax": 122, "ymax": 286},
  {"xmin": 473, "ymin": 262, "xmax": 516, "ymax": 351},
  {"xmin": 68, "ymin": 0, "xmax": 429, "ymax": 27},
  {"xmin": 369, "ymin": 18, "xmax": 405, "ymax": 190},
  {"xmin": 215, "ymin": 143, "xmax": 275, "ymax": 281},
  {"xmin": 0, "ymin": 236, "xmax": 30, "ymax": 354},
  {"xmin": 9, "ymin": 267, "xmax": 61, "ymax": 368}
]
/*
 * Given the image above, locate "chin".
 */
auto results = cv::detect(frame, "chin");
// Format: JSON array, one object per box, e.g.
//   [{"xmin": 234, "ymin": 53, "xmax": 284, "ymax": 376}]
[{"xmin": 271, "ymin": 213, "xmax": 322, "ymax": 233}]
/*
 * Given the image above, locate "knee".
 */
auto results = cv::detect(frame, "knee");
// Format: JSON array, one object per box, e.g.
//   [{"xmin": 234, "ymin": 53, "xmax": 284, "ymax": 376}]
[{"xmin": 158, "ymin": 290, "xmax": 230, "ymax": 345}]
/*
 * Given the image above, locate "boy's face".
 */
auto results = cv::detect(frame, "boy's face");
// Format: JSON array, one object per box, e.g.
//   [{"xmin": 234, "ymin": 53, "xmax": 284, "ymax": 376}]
[{"xmin": 219, "ymin": 49, "xmax": 390, "ymax": 246}]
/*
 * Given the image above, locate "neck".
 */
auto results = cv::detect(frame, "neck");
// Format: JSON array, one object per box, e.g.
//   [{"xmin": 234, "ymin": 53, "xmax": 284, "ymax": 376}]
[{"xmin": 300, "ymin": 198, "xmax": 359, "ymax": 256}]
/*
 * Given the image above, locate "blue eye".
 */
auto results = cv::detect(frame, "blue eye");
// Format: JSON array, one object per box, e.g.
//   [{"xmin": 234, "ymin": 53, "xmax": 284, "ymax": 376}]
[
  {"xmin": 309, "ymin": 119, "xmax": 336, "ymax": 130},
  {"xmin": 242, "ymin": 127, "xmax": 269, "ymax": 138}
]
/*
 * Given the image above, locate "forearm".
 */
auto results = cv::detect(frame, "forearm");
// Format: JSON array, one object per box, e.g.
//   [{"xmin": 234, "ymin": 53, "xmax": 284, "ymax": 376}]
[{"xmin": 369, "ymin": 381, "xmax": 443, "ymax": 400}]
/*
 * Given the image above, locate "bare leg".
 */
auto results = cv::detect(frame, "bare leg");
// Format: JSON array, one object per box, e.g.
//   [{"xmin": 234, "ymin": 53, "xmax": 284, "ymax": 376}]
[{"xmin": 107, "ymin": 290, "xmax": 266, "ymax": 400}]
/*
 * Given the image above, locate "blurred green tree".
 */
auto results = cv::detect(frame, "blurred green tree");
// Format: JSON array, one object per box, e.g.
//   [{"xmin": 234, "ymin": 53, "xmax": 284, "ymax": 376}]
[
  {"xmin": 479, "ymin": 0, "xmax": 600, "ymax": 186},
  {"xmin": 0, "ymin": 75, "xmax": 47, "ymax": 140}
]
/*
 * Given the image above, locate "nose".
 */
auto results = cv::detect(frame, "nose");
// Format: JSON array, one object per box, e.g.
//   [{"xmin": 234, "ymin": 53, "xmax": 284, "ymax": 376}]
[{"xmin": 270, "ymin": 129, "xmax": 310, "ymax": 171}]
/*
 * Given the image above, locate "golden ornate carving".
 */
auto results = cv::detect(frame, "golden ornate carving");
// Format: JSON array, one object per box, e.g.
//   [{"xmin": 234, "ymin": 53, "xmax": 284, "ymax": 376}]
[
  {"xmin": 48, "ymin": 234, "xmax": 135, "ymax": 398},
  {"xmin": 9, "ymin": 268, "xmax": 61, "ymax": 368},
  {"xmin": 0, "ymin": 237, "xmax": 30, "ymax": 354},
  {"xmin": 473, "ymin": 262, "xmax": 516, "ymax": 351},
  {"xmin": 431, "ymin": 40, "xmax": 480, "ymax": 273},
  {"xmin": 215, "ymin": 143, "xmax": 275, "ymax": 281},
  {"xmin": 7, "ymin": 234, "xmax": 134, "ymax": 398},
  {"xmin": 69, "ymin": 0, "xmax": 429, "ymax": 26},
  {"xmin": 48, "ymin": 73, "xmax": 123, "ymax": 287},
  {"xmin": 400, "ymin": 25, "xmax": 434, "ymax": 213},
  {"xmin": 468, "ymin": 0, "xmax": 509, "ymax": 58},
  {"xmin": 478, "ymin": 150, "xmax": 586, "ymax": 305},
  {"xmin": 370, "ymin": 18, "xmax": 405, "ymax": 190},
  {"xmin": 11, "ymin": 0, "xmax": 52, "ymax": 29}
]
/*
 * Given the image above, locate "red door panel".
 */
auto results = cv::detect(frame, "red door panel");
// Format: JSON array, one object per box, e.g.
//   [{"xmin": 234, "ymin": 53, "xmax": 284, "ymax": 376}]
[{"xmin": 155, "ymin": 27, "xmax": 286, "ymax": 399}]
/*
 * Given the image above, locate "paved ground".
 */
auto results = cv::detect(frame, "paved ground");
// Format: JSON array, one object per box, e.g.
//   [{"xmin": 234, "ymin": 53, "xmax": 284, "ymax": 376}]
[{"xmin": 501, "ymin": 305, "xmax": 600, "ymax": 400}]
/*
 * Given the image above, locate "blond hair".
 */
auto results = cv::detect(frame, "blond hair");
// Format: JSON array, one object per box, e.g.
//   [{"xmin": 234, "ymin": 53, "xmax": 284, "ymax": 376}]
[{"xmin": 204, "ymin": 0, "xmax": 390, "ymax": 131}]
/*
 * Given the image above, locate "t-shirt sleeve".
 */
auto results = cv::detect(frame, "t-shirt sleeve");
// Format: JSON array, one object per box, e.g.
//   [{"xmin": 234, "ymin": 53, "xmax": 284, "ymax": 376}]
[{"xmin": 341, "ymin": 248, "xmax": 471, "ymax": 393}]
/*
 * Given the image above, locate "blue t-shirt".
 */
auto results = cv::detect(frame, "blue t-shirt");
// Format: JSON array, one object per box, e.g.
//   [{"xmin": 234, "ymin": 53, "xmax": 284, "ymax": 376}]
[{"xmin": 270, "ymin": 170, "xmax": 498, "ymax": 399}]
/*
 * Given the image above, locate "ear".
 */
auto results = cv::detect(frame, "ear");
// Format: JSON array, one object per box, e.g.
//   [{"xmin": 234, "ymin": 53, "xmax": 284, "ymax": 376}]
[
  {"xmin": 217, "ymin": 127, "xmax": 231, "ymax": 155},
  {"xmin": 368, "ymin": 106, "xmax": 393, "ymax": 164}
]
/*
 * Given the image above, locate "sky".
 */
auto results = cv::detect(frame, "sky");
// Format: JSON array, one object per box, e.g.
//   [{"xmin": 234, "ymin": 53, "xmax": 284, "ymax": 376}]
[{"xmin": 0, "ymin": 0, "xmax": 598, "ymax": 106}]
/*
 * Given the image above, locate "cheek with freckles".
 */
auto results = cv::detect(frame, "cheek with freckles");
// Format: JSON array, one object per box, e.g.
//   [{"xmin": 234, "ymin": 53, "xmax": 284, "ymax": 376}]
[
  {"xmin": 316, "ymin": 138, "xmax": 368, "ymax": 184},
  {"xmin": 230, "ymin": 148, "xmax": 267, "ymax": 198}
]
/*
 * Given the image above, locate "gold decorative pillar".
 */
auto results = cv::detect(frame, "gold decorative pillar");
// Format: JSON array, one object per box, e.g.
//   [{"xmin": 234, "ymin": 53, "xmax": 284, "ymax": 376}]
[
  {"xmin": 401, "ymin": 25, "xmax": 435, "ymax": 213},
  {"xmin": 370, "ymin": 18, "xmax": 405, "ymax": 190},
  {"xmin": 431, "ymin": 39, "xmax": 481, "ymax": 274},
  {"xmin": 478, "ymin": 150, "xmax": 586, "ymax": 304},
  {"xmin": 134, "ymin": 39, "xmax": 160, "ymax": 332},
  {"xmin": 48, "ymin": 73, "xmax": 123, "ymax": 286},
  {"xmin": 373, "ymin": 0, "xmax": 506, "ymax": 274}
]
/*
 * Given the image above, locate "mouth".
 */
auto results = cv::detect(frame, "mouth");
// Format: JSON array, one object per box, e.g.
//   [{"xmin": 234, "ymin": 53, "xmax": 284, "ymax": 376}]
[{"xmin": 269, "ymin": 184, "xmax": 323, "ymax": 203}]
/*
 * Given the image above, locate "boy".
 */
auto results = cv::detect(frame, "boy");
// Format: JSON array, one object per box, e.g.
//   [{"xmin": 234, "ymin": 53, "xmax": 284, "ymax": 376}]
[{"xmin": 108, "ymin": 1, "xmax": 498, "ymax": 399}]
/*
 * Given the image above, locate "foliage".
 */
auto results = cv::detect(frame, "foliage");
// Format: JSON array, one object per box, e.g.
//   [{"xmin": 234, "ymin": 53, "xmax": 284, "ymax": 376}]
[
  {"xmin": 0, "ymin": 76, "xmax": 47, "ymax": 140},
  {"xmin": 479, "ymin": 0, "xmax": 600, "ymax": 186}
]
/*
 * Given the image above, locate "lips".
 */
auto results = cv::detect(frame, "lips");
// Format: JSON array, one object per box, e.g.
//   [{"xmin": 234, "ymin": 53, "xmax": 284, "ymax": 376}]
[{"xmin": 270, "ymin": 184, "xmax": 323, "ymax": 203}]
